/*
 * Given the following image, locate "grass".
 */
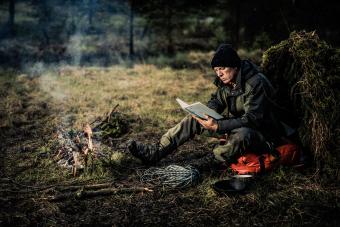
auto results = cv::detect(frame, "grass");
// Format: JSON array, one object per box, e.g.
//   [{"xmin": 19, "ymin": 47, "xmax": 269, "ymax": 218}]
[
  {"xmin": 37, "ymin": 64, "xmax": 214, "ymax": 131},
  {"xmin": 0, "ymin": 64, "xmax": 339, "ymax": 226},
  {"xmin": 262, "ymin": 31, "xmax": 340, "ymax": 171}
]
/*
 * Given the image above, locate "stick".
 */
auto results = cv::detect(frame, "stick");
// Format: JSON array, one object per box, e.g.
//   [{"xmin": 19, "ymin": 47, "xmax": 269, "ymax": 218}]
[
  {"xmin": 107, "ymin": 104, "xmax": 119, "ymax": 122},
  {"xmin": 77, "ymin": 187, "xmax": 153, "ymax": 198},
  {"xmin": 0, "ymin": 178, "xmax": 11, "ymax": 183},
  {"xmin": 56, "ymin": 183, "xmax": 113, "ymax": 192},
  {"xmin": 47, "ymin": 187, "xmax": 153, "ymax": 201},
  {"xmin": 89, "ymin": 104, "xmax": 119, "ymax": 126},
  {"xmin": 87, "ymin": 129, "xmax": 93, "ymax": 152},
  {"xmin": 89, "ymin": 117, "xmax": 101, "ymax": 126}
]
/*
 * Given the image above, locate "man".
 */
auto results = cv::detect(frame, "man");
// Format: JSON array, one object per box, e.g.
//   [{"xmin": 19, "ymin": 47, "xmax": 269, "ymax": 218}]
[{"xmin": 127, "ymin": 44, "xmax": 284, "ymax": 167}]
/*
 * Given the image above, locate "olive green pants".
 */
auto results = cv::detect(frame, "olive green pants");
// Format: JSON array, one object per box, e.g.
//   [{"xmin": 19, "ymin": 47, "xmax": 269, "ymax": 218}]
[{"xmin": 160, "ymin": 115, "xmax": 270, "ymax": 163}]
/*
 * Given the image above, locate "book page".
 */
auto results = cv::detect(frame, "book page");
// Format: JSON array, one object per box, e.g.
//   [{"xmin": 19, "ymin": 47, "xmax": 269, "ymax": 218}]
[
  {"xmin": 186, "ymin": 102, "xmax": 223, "ymax": 120},
  {"xmin": 176, "ymin": 98, "xmax": 189, "ymax": 109},
  {"xmin": 176, "ymin": 98, "xmax": 223, "ymax": 120}
]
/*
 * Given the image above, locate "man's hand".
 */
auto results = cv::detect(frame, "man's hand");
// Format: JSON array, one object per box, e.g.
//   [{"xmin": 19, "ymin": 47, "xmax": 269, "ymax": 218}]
[{"xmin": 192, "ymin": 114, "xmax": 218, "ymax": 132}]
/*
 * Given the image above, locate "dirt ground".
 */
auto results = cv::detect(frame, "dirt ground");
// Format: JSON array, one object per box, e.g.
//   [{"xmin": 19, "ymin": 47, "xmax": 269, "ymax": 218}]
[{"xmin": 0, "ymin": 67, "xmax": 339, "ymax": 226}]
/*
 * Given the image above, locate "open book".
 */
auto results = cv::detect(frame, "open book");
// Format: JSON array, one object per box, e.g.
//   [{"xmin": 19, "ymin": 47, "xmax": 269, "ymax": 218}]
[{"xmin": 176, "ymin": 98, "xmax": 223, "ymax": 120}]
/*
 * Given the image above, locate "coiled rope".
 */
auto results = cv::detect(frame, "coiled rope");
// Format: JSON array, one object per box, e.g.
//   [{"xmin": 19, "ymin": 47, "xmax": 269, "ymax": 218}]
[{"xmin": 139, "ymin": 165, "xmax": 200, "ymax": 188}]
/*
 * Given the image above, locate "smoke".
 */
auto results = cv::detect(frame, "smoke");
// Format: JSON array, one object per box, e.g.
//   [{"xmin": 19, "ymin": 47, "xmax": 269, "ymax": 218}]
[
  {"xmin": 21, "ymin": 61, "xmax": 72, "ymax": 129},
  {"xmin": 23, "ymin": 62, "xmax": 46, "ymax": 77},
  {"xmin": 10, "ymin": 0, "xmax": 136, "ymax": 126},
  {"xmin": 64, "ymin": 5, "xmax": 89, "ymax": 66},
  {"xmin": 0, "ymin": 0, "xmax": 138, "ymax": 69},
  {"xmin": 38, "ymin": 69, "xmax": 67, "ymax": 102},
  {"xmin": 67, "ymin": 32, "xmax": 85, "ymax": 66}
]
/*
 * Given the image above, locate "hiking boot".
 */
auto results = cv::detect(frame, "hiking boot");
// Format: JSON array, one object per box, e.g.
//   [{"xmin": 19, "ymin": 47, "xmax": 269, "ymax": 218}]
[{"xmin": 127, "ymin": 140, "xmax": 164, "ymax": 165}]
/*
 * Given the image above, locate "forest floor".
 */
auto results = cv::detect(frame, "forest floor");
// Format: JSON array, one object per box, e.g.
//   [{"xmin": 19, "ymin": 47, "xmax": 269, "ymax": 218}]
[{"xmin": 0, "ymin": 65, "xmax": 338, "ymax": 226}]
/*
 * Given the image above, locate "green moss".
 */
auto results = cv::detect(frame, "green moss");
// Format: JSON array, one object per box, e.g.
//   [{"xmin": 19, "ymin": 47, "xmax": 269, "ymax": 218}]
[
  {"xmin": 261, "ymin": 31, "xmax": 340, "ymax": 170},
  {"xmin": 93, "ymin": 111, "xmax": 130, "ymax": 138}
]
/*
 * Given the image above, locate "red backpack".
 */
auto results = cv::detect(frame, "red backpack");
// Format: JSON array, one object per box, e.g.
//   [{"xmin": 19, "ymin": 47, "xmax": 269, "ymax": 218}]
[{"xmin": 230, "ymin": 143, "xmax": 301, "ymax": 174}]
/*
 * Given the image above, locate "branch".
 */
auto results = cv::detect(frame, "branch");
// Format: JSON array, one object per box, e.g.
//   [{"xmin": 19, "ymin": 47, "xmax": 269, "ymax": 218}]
[
  {"xmin": 55, "ymin": 183, "xmax": 113, "ymax": 192},
  {"xmin": 107, "ymin": 104, "xmax": 119, "ymax": 122},
  {"xmin": 46, "ymin": 186, "xmax": 153, "ymax": 201}
]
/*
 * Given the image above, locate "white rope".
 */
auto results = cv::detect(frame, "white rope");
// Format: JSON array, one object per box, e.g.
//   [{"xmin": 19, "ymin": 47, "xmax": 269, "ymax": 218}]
[{"xmin": 139, "ymin": 165, "xmax": 200, "ymax": 188}]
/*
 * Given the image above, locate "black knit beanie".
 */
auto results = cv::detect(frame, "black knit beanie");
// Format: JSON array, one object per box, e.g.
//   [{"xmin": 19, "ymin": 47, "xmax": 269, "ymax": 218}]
[{"xmin": 211, "ymin": 44, "xmax": 241, "ymax": 68}]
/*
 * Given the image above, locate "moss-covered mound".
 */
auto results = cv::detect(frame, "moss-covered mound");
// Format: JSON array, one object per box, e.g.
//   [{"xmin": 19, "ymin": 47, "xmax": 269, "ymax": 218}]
[
  {"xmin": 92, "ymin": 106, "xmax": 130, "ymax": 139},
  {"xmin": 261, "ymin": 31, "xmax": 340, "ymax": 170}
]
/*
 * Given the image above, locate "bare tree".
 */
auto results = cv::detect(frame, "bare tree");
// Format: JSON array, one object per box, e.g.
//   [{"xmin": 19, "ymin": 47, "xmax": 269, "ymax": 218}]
[
  {"xmin": 223, "ymin": 0, "xmax": 241, "ymax": 47},
  {"xmin": 128, "ymin": 0, "xmax": 135, "ymax": 60},
  {"xmin": 8, "ymin": 0, "xmax": 15, "ymax": 36},
  {"xmin": 88, "ymin": 0, "xmax": 96, "ymax": 29}
]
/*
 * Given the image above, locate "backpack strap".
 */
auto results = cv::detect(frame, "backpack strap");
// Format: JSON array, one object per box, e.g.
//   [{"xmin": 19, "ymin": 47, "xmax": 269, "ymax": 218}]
[{"xmin": 258, "ymin": 155, "xmax": 266, "ymax": 174}]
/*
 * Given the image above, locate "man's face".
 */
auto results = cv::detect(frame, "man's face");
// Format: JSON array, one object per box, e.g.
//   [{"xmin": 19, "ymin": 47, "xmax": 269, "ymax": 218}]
[{"xmin": 213, "ymin": 67, "xmax": 238, "ymax": 85}]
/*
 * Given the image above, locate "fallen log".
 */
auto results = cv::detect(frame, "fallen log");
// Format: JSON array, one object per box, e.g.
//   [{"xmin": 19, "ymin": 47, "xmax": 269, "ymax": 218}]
[
  {"xmin": 77, "ymin": 187, "xmax": 153, "ymax": 198},
  {"xmin": 0, "ymin": 178, "xmax": 11, "ymax": 183},
  {"xmin": 47, "ymin": 186, "xmax": 153, "ymax": 201},
  {"xmin": 55, "ymin": 182, "xmax": 113, "ymax": 192}
]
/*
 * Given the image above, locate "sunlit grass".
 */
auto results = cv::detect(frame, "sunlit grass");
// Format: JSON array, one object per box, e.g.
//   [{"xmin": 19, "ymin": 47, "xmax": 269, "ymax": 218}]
[
  {"xmin": 38, "ymin": 64, "xmax": 216, "ymax": 132},
  {"xmin": 1, "ymin": 64, "xmax": 216, "ymax": 184}
]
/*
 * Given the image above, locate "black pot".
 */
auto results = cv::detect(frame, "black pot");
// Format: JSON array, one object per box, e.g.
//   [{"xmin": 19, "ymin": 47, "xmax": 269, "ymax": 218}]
[{"xmin": 212, "ymin": 175, "xmax": 254, "ymax": 195}]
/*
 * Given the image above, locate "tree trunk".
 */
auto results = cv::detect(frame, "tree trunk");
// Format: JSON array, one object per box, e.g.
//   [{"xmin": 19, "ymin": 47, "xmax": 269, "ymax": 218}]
[
  {"xmin": 88, "ymin": 0, "xmax": 95, "ymax": 29},
  {"xmin": 223, "ymin": 0, "xmax": 241, "ymax": 48},
  {"xmin": 38, "ymin": 0, "xmax": 52, "ymax": 46},
  {"xmin": 129, "ymin": 0, "xmax": 135, "ymax": 60},
  {"xmin": 165, "ymin": 5, "xmax": 174, "ymax": 55},
  {"xmin": 8, "ymin": 0, "xmax": 15, "ymax": 36},
  {"xmin": 230, "ymin": 0, "xmax": 241, "ymax": 48},
  {"xmin": 234, "ymin": 0, "xmax": 241, "ymax": 47}
]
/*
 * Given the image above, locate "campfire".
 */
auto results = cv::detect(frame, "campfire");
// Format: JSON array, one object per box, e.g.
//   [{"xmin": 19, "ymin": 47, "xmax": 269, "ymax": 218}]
[{"xmin": 53, "ymin": 105, "xmax": 129, "ymax": 176}]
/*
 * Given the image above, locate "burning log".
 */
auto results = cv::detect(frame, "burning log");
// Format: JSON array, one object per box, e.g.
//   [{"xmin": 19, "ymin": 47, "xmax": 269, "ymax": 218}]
[
  {"xmin": 55, "ymin": 128, "xmax": 87, "ymax": 173},
  {"xmin": 72, "ymin": 151, "xmax": 83, "ymax": 177},
  {"xmin": 72, "ymin": 124, "xmax": 94, "ymax": 176},
  {"xmin": 83, "ymin": 123, "xmax": 93, "ymax": 153}
]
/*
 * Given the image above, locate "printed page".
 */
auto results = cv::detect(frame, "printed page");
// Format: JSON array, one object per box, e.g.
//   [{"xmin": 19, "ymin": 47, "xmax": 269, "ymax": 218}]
[
  {"xmin": 186, "ymin": 102, "xmax": 223, "ymax": 120},
  {"xmin": 176, "ymin": 98, "xmax": 190, "ymax": 109},
  {"xmin": 176, "ymin": 98, "xmax": 223, "ymax": 120}
]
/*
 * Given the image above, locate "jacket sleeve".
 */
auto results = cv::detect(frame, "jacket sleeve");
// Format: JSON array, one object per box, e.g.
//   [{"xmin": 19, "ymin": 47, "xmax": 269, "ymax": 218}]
[
  {"xmin": 216, "ymin": 81, "xmax": 267, "ymax": 134},
  {"xmin": 207, "ymin": 89, "xmax": 225, "ymax": 114}
]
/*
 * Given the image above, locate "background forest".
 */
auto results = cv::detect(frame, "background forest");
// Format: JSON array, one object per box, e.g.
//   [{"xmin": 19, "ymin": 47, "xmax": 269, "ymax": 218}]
[{"xmin": 0, "ymin": 0, "xmax": 339, "ymax": 67}]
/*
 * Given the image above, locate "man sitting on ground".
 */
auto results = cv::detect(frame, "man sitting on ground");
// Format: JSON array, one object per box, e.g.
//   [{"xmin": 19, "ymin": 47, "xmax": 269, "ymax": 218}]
[{"xmin": 127, "ymin": 44, "xmax": 287, "ymax": 168}]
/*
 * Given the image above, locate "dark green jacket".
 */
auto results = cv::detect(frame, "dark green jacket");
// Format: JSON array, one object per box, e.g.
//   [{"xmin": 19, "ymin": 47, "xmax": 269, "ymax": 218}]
[{"xmin": 207, "ymin": 60, "xmax": 284, "ymax": 143}]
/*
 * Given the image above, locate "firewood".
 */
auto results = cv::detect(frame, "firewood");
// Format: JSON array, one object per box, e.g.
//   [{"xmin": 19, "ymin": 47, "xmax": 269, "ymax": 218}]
[
  {"xmin": 107, "ymin": 104, "xmax": 119, "ymax": 122},
  {"xmin": 72, "ymin": 151, "xmax": 83, "ymax": 177},
  {"xmin": 0, "ymin": 178, "xmax": 11, "ymax": 183},
  {"xmin": 83, "ymin": 124, "xmax": 92, "ymax": 137},
  {"xmin": 46, "ymin": 187, "xmax": 153, "ymax": 201},
  {"xmin": 76, "ymin": 187, "xmax": 153, "ymax": 198},
  {"xmin": 56, "ymin": 183, "xmax": 113, "ymax": 192}
]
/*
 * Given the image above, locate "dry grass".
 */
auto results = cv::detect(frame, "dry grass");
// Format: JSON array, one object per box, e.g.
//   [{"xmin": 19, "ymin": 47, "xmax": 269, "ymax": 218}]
[
  {"xmin": 0, "ymin": 64, "xmax": 339, "ymax": 226},
  {"xmin": 38, "ymin": 64, "xmax": 214, "ymax": 131},
  {"xmin": 262, "ymin": 31, "xmax": 340, "ymax": 171}
]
